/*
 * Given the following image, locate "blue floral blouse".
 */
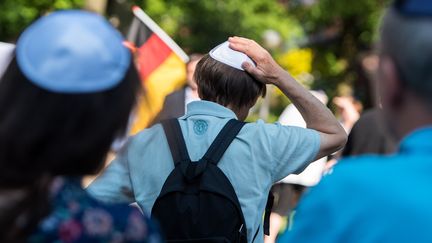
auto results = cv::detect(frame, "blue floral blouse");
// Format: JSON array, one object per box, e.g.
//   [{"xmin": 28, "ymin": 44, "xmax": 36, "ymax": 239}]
[{"xmin": 29, "ymin": 177, "xmax": 162, "ymax": 243}]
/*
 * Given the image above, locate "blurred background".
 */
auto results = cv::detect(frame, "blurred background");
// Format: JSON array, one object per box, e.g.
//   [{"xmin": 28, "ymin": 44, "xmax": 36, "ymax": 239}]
[{"xmin": 0, "ymin": 0, "xmax": 390, "ymax": 122}]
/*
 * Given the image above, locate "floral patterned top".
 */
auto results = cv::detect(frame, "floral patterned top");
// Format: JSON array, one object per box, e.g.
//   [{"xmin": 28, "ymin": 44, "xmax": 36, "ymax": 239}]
[{"xmin": 29, "ymin": 177, "xmax": 162, "ymax": 243}]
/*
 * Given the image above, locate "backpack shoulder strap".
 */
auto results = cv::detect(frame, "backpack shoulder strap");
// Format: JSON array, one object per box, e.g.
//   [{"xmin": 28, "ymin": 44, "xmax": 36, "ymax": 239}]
[
  {"xmin": 161, "ymin": 119, "xmax": 191, "ymax": 166},
  {"xmin": 202, "ymin": 119, "xmax": 246, "ymax": 165},
  {"xmin": 252, "ymin": 192, "xmax": 275, "ymax": 242},
  {"xmin": 264, "ymin": 191, "xmax": 274, "ymax": 236}
]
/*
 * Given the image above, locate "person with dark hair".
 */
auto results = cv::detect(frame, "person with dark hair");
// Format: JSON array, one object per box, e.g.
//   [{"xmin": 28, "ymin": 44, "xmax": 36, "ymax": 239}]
[
  {"xmin": 342, "ymin": 108, "xmax": 397, "ymax": 156},
  {"xmin": 280, "ymin": 0, "xmax": 432, "ymax": 242},
  {"xmin": 88, "ymin": 40, "xmax": 346, "ymax": 242},
  {"xmin": 0, "ymin": 10, "xmax": 160, "ymax": 242},
  {"xmin": 150, "ymin": 54, "xmax": 204, "ymax": 125}
]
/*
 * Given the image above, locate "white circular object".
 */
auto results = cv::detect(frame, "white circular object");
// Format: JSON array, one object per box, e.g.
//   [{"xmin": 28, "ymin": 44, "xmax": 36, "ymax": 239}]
[{"xmin": 209, "ymin": 41, "xmax": 256, "ymax": 71}]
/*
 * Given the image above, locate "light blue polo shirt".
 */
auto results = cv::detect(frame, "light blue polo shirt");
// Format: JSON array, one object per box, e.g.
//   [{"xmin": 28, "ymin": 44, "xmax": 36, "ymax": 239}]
[
  {"xmin": 281, "ymin": 127, "xmax": 432, "ymax": 243},
  {"xmin": 88, "ymin": 100, "xmax": 320, "ymax": 242}
]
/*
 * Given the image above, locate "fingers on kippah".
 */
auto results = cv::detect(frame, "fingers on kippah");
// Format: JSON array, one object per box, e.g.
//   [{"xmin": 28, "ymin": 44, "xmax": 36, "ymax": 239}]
[
  {"xmin": 242, "ymin": 62, "xmax": 257, "ymax": 75},
  {"xmin": 241, "ymin": 62, "xmax": 251, "ymax": 70}
]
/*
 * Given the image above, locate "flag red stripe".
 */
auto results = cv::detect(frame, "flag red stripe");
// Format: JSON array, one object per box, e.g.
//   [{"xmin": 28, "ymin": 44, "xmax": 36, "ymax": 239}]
[{"xmin": 137, "ymin": 33, "xmax": 172, "ymax": 79}]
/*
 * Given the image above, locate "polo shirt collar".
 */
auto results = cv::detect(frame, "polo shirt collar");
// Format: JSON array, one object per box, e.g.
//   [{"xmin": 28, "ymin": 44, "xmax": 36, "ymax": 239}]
[
  {"xmin": 180, "ymin": 100, "xmax": 238, "ymax": 119},
  {"xmin": 399, "ymin": 126, "xmax": 432, "ymax": 154}
]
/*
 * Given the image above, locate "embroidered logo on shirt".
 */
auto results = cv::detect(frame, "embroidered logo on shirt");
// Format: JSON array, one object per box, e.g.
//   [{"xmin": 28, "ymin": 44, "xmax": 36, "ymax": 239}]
[{"xmin": 193, "ymin": 120, "xmax": 208, "ymax": 135}]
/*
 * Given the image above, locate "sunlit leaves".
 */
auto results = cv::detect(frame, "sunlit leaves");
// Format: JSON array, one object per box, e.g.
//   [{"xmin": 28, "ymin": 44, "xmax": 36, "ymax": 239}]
[{"xmin": 0, "ymin": 0, "xmax": 84, "ymax": 41}]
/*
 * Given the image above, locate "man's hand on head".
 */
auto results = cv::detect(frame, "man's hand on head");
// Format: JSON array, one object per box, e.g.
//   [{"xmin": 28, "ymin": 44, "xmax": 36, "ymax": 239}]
[
  {"xmin": 228, "ymin": 36, "xmax": 287, "ymax": 86},
  {"xmin": 229, "ymin": 36, "xmax": 347, "ymax": 160}
]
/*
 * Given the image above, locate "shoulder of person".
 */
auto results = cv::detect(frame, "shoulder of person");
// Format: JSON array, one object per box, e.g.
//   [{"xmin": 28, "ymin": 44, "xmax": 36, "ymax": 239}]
[
  {"xmin": 114, "ymin": 125, "xmax": 166, "ymax": 160},
  {"xmin": 242, "ymin": 119, "xmax": 315, "ymax": 136},
  {"xmin": 131, "ymin": 124, "xmax": 165, "ymax": 144},
  {"xmin": 321, "ymin": 154, "xmax": 396, "ymax": 190}
]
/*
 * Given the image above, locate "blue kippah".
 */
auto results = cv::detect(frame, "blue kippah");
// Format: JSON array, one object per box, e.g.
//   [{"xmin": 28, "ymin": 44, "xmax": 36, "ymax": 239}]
[
  {"xmin": 16, "ymin": 10, "xmax": 131, "ymax": 93},
  {"xmin": 395, "ymin": 0, "xmax": 432, "ymax": 16}
]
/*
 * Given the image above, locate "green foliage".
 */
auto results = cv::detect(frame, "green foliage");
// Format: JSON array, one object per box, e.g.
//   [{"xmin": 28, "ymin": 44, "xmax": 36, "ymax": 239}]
[
  {"xmin": 0, "ymin": 0, "xmax": 84, "ymax": 41},
  {"xmin": 134, "ymin": 0, "xmax": 303, "ymax": 53},
  {"xmin": 0, "ymin": 0, "xmax": 390, "ymax": 118},
  {"xmin": 288, "ymin": 0, "xmax": 390, "ymax": 103},
  {"xmin": 131, "ymin": 0, "xmax": 389, "ymax": 113}
]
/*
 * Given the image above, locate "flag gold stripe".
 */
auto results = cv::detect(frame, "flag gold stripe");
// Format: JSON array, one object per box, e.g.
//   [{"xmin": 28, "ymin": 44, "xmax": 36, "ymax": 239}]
[{"xmin": 130, "ymin": 52, "xmax": 186, "ymax": 134}]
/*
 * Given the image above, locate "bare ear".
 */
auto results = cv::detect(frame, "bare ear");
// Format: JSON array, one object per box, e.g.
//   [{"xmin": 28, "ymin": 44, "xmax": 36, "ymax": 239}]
[{"xmin": 379, "ymin": 56, "xmax": 404, "ymax": 109}]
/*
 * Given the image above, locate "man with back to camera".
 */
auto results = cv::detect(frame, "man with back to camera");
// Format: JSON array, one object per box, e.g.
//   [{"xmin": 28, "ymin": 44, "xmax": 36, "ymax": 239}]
[
  {"xmin": 88, "ymin": 40, "xmax": 347, "ymax": 242},
  {"xmin": 277, "ymin": 0, "xmax": 432, "ymax": 242}
]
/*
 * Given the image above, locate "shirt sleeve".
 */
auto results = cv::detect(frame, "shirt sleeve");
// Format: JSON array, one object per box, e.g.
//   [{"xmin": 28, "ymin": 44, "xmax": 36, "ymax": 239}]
[
  {"xmin": 270, "ymin": 122, "xmax": 321, "ymax": 182},
  {"xmin": 87, "ymin": 144, "xmax": 135, "ymax": 204}
]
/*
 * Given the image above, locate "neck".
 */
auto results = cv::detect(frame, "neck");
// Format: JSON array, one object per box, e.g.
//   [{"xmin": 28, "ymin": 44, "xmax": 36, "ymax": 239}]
[
  {"xmin": 190, "ymin": 88, "xmax": 200, "ymax": 99},
  {"xmin": 226, "ymin": 104, "xmax": 247, "ymax": 121},
  {"xmin": 388, "ymin": 93, "xmax": 432, "ymax": 141}
]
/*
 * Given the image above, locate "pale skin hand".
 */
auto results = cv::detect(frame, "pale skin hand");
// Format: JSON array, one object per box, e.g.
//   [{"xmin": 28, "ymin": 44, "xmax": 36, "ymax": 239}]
[{"xmin": 228, "ymin": 36, "xmax": 347, "ymax": 160}]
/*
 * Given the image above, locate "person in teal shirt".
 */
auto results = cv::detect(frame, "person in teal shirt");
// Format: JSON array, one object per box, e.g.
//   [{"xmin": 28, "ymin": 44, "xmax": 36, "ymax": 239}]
[
  {"xmin": 282, "ymin": 0, "xmax": 432, "ymax": 242},
  {"xmin": 88, "ymin": 40, "xmax": 347, "ymax": 242}
]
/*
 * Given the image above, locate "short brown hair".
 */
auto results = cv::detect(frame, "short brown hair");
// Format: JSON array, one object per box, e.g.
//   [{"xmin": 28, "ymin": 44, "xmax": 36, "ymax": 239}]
[{"xmin": 194, "ymin": 54, "xmax": 266, "ymax": 109}]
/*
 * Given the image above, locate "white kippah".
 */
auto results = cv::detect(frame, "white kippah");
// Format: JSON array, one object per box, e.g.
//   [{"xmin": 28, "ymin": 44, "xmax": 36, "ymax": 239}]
[
  {"xmin": 0, "ymin": 42, "xmax": 15, "ymax": 79},
  {"xmin": 209, "ymin": 41, "xmax": 255, "ymax": 71}
]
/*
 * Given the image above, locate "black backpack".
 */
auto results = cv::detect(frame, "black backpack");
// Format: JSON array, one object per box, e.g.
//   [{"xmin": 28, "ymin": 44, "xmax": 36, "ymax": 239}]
[
  {"xmin": 152, "ymin": 119, "xmax": 273, "ymax": 242},
  {"xmin": 152, "ymin": 119, "xmax": 247, "ymax": 242}
]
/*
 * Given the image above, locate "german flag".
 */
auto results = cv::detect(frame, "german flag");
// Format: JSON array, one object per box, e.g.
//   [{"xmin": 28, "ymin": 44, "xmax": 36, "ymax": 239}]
[{"xmin": 126, "ymin": 6, "xmax": 189, "ymax": 134}]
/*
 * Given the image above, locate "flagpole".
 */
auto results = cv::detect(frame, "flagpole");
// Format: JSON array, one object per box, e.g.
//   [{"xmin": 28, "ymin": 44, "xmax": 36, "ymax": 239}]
[{"xmin": 132, "ymin": 6, "xmax": 190, "ymax": 63}]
